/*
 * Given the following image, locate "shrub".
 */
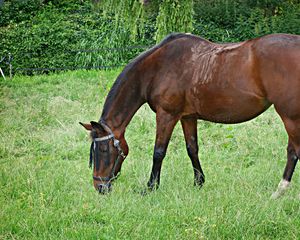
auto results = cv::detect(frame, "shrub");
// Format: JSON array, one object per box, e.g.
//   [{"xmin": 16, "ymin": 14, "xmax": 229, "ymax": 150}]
[
  {"xmin": 155, "ymin": 0, "xmax": 194, "ymax": 43},
  {"xmin": 0, "ymin": 0, "xmax": 299, "ymax": 75}
]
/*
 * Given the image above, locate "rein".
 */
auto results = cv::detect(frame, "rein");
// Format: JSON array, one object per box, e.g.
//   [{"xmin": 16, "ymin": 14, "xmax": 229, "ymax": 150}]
[{"xmin": 90, "ymin": 121, "xmax": 126, "ymax": 182}]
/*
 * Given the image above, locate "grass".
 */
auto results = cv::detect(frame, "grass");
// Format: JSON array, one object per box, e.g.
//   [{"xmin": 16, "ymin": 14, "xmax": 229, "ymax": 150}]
[{"xmin": 1, "ymin": 69, "xmax": 300, "ymax": 240}]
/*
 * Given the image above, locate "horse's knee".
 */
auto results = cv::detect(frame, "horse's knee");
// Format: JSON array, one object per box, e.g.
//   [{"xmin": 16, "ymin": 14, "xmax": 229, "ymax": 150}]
[
  {"xmin": 291, "ymin": 154, "xmax": 298, "ymax": 162},
  {"xmin": 295, "ymin": 149, "xmax": 300, "ymax": 161},
  {"xmin": 153, "ymin": 147, "xmax": 166, "ymax": 161},
  {"xmin": 288, "ymin": 145, "xmax": 299, "ymax": 161}
]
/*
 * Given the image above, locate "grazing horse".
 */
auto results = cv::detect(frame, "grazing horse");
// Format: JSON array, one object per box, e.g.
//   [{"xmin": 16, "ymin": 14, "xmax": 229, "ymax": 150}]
[{"xmin": 80, "ymin": 33, "xmax": 300, "ymax": 197}]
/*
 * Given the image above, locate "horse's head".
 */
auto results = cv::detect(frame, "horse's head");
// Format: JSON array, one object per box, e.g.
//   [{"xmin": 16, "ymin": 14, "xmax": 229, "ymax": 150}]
[{"xmin": 80, "ymin": 121, "xmax": 128, "ymax": 194}]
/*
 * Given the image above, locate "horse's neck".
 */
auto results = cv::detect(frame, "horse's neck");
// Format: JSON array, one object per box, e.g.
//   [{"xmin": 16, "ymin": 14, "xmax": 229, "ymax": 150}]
[{"xmin": 100, "ymin": 73, "xmax": 145, "ymax": 138}]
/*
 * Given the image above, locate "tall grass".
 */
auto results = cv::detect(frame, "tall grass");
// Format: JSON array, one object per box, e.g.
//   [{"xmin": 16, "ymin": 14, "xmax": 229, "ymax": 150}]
[{"xmin": 1, "ymin": 70, "xmax": 300, "ymax": 239}]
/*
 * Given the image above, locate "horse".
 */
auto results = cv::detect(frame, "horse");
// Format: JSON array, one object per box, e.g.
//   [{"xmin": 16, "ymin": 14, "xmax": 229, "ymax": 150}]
[{"xmin": 80, "ymin": 33, "xmax": 300, "ymax": 197}]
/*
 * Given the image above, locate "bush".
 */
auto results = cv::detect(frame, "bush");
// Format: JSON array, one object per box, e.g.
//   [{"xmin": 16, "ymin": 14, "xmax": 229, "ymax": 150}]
[
  {"xmin": 1, "ymin": 5, "xmax": 83, "ymax": 74},
  {"xmin": 194, "ymin": 0, "xmax": 299, "ymax": 43},
  {"xmin": 155, "ymin": 0, "xmax": 194, "ymax": 42},
  {"xmin": 0, "ymin": 1, "xmax": 152, "ymax": 75},
  {"xmin": 271, "ymin": 2, "xmax": 300, "ymax": 34},
  {"xmin": 75, "ymin": 0, "xmax": 153, "ymax": 69},
  {"xmin": 0, "ymin": 0, "xmax": 299, "ymax": 76},
  {"xmin": 0, "ymin": 0, "xmax": 44, "ymax": 27}
]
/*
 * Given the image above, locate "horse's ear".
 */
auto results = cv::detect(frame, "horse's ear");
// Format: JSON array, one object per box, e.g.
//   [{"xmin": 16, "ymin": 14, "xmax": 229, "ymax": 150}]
[
  {"xmin": 90, "ymin": 121, "xmax": 102, "ymax": 130},
  {"xmin": 79, "ymin": 122, "xmax": 92, "ymax": 131}
]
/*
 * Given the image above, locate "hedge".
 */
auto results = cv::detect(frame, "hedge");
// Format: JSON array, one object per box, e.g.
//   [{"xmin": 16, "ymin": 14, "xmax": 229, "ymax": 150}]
[{"xmin": 0, "ymin": 0, "xmax": 299, "ymax": 75}]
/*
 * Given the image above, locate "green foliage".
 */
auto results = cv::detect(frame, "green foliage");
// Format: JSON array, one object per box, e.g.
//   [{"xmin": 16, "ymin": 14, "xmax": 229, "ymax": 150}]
[
  {"xmin": 0, "ymin": 4, "xmax": 85, "ymax": 74},
  {"xmin": 193, "ymin": 0, "xmax": 300, "ymax": 42},
  {"xmin": 155, "ymin": 0, "xmax": 194, "ymax": 43},
  {"xmin": 1, "ymin": 70, "xmax": 300, "ymax": 239},
  {"xmin": 0, "ymin": 0, "xmax": 299, "ymax": 75},
  {"xmin": 0, "ymin": 1, "xmax": 151, "ymax": 75},
  {"xmin": 233, "ymin": 8, "xmax": 270, "ymax": 40},
  {"xmin": 194, "ymin": 0, "xmax": 240, "ymax": 29},
  {"xmin": 270, "ymin": 2, "xmax": 300, "ymax": 34},
  {"xmin": 0, "ymin": 0, "xmax": 44, "ymax": 26},
  {"xmin": 99, "ymin": 0, "xmax": 146, "ymax": 43},
  {"xmin": 75, "ymin": 0, "xmax": 151, "ymax": 69}
]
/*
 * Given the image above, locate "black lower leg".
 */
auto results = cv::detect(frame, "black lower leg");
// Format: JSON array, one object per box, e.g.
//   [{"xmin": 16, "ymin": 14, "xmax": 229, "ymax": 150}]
[
  {"xmin": 181, "ymin": 118, "xmax": 205, "ymax": 187},
  {"xmin": 147, "ymin": 147, "xmax": 166, "ymax": 190},
  {"xmin": 283, "ymin": 144, "xmax": 299, "ymax": 181},
  {"xmin": 187, "ymin": 145, "xmax": 205, "ymax": 186}
]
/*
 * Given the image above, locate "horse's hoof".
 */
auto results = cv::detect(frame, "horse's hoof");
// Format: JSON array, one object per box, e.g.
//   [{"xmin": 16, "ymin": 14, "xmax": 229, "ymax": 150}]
[
  {"xmin": 147, "ymin": 181, "xmax": 159, "ymax": 191},
  {"xmin": 194, "ymin": 175, "xmax": 205, "ymax": 188},
  {"xmin": 133, "ymin": 185, "xmax": 156, "ymax": 196},
  {"xmin": 139, "ymin": 187, "xmax": 155, "ymax": 196},
  {"xmin": 271, "ymin": 179, "xmax": 290, "ymax": 199},
  {"xmin": 194, "ymin": 182, "xmax": 204, "ymax": 189},
  {"xmin": 140, "ymin": 189, "xmax": 150, "ymax": 196},
  {"xmin": 270, "ymin": 190, "xmax": 289, "ymax": 199},
  {"xmin": 271, "ymin": 191, "xmax": 281, "ymax": 199}
]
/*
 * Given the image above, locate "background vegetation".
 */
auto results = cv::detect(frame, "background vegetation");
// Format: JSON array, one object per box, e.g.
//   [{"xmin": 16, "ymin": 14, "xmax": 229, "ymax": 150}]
[
  {"xmin": 1, "ymin": 70, "xmax": 300, "ymax": 239},
  {"xmin": 0, "ymin": 0, "xmax": 299, "ymax": 75}
]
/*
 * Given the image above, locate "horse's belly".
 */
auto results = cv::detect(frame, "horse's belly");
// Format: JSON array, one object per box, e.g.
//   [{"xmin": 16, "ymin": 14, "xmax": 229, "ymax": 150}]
[{"xmin": 189, "ymin": 90, "xmax": 271, "ymax": 123}]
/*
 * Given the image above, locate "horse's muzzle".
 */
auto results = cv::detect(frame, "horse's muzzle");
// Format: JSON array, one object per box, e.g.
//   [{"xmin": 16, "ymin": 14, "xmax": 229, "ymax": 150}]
[{"xmin": 97, "ymin": 182, "xmax": 112, "ymax": 194}]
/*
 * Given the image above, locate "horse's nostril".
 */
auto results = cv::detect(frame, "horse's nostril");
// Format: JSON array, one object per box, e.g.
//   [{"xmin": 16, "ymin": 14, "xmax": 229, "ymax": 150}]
[{"xmin": 97, "ymin": 183, "xmax": 112, "ymax": 194}]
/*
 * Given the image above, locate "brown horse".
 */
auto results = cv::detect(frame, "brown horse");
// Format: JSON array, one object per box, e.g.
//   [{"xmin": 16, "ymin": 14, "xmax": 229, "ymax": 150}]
[{"xmin": 80, "ymin": 33, "xmax": 300, "ymax": 197}]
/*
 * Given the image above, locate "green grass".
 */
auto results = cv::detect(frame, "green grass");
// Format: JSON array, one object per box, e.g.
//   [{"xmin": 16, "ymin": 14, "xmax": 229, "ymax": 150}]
[{"xmin": 1, "ymin": 70, "xmax": 300, "ymax": 240}]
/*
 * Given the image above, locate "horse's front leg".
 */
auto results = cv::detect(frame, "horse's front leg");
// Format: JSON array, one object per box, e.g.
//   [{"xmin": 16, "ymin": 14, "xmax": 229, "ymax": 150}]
[
  {"xmin": 147, "ymin": 109, "xmax": 179, "ymax": 190},
  {"xmin": 181, "ymin": 118, "xmax": 205, "ymax": 187}
]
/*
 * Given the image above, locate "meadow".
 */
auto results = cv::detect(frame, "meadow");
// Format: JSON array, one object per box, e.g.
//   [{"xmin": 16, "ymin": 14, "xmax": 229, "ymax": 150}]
[{"xmin": 1, "ymin": 69, "xmax": 300, "ymax": 239}]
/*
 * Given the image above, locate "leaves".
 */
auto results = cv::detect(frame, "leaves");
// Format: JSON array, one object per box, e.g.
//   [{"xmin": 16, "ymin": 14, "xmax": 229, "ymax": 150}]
[
  {"xmin": 155, "ymin": 0, "xmax": 194, "ymax": 43},
  {"xmin": 0, "ymin": 0, "xmax": 299, "ymax": 75}
]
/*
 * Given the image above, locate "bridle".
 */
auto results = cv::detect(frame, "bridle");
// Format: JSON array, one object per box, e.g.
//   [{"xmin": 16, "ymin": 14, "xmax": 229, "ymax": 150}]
[{"xmin": 90, "ymin": 120, "xmax": 126, "ymax": 183}]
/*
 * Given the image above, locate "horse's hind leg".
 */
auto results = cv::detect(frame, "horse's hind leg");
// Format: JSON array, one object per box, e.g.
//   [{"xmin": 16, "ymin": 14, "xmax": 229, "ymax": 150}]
[
  {"xmin": 181, "ymin": 118, "xmax": 205, "ymax": 187},
  {"xmin": 272, "ymin": 117, "xmax": 300, "ymax": 199}
]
